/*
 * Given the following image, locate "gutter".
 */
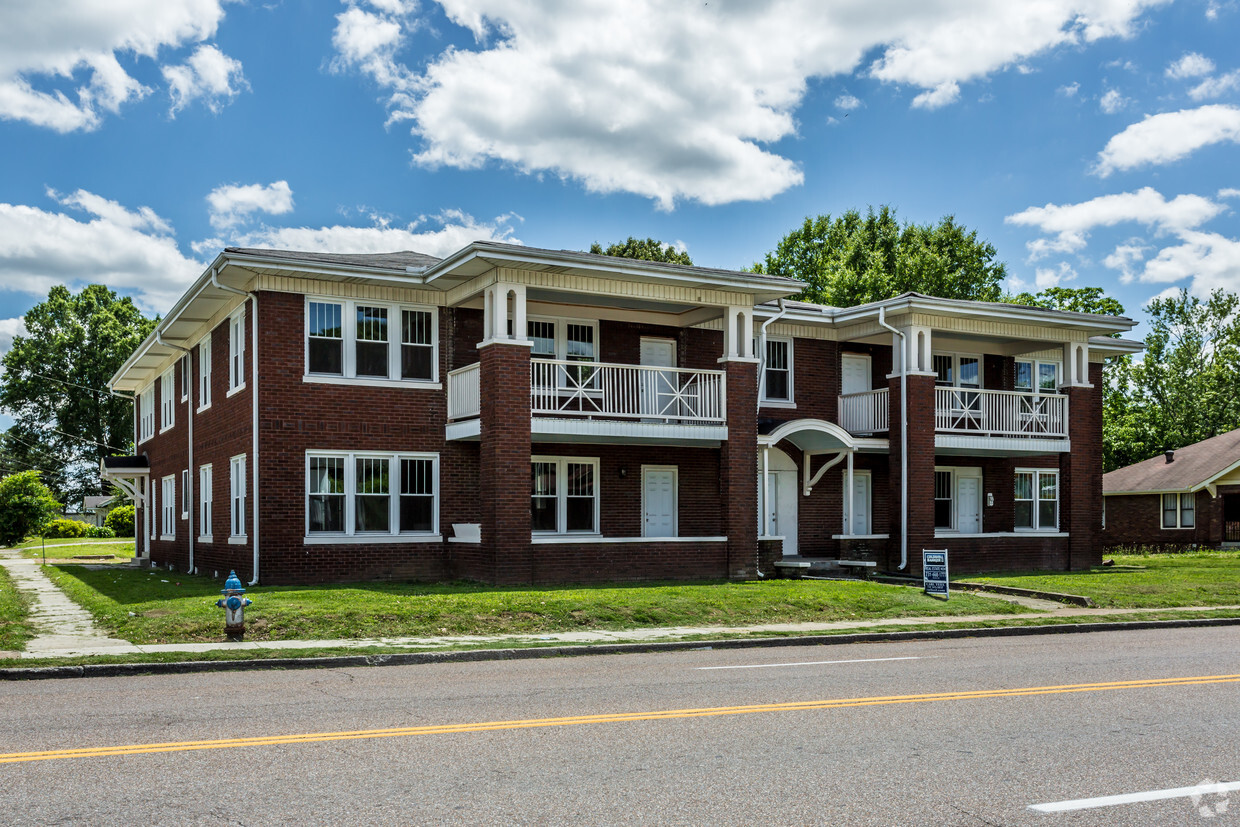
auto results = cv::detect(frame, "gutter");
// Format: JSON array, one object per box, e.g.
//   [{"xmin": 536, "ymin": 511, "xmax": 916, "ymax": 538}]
[
  {"xmin": 211, "ymin": 268, "xmax": 261, "ymax": 586},
  {"xmin": 877, "ymin": 307, "xmax": 908, "ymax": 571}
]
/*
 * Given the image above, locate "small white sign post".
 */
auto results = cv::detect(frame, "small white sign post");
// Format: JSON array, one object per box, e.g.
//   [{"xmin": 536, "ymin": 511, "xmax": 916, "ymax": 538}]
[{"xmin": 923, "ymin": 549, "xmax": 949, "ymax": 598}]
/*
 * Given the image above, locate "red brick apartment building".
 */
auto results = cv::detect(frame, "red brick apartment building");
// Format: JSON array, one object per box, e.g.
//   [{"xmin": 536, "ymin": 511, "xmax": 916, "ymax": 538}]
[{"xmin": 103, "ymin": 243, "xmax": 1141, "ymax": 585}]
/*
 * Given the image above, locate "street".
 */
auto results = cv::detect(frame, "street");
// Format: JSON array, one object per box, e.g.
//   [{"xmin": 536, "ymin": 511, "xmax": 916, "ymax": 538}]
[{"xmin": 1, "ymin": 626, "xmax": 1237, "ymax": 825}]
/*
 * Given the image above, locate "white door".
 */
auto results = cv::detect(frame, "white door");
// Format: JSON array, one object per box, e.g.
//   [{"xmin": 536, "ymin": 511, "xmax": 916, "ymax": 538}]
[
  {"xmin": 642, "ymin": 467, "xmax": 677, "ymax": 538},
  {"xmin": 843, "ymin": 472, "xmax": 871, "ymax": 535},
  {"xmin": 758, "ymin": 449, "xmax": 798, "ymax": 556},
  {"xmin": 841, "ymin": 354, "xmax": 871, "ymax": 396},
  {"xmin": 640, "ymin": 338, "xmax": 677, "ymax": 417},
  {"xmin": 957, "ymin": 475, "xmax": 981, "ymax": 534}
]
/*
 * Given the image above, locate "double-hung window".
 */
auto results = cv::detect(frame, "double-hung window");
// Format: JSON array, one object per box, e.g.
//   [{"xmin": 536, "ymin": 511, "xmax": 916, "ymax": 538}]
[
  {"xmin": 305, "ymin": 299, "xmax": 437, "ymax": 383},
  {"xmin": 160, "ymin": 367, "xmax": 175, "ymax": 431},
  {"xmin": 526, "ymin": 317, "xmax": 599, "ymax": 389},
  {"xmin": 230, "ymin": 455, "xmax": 246, "ymax": 539},
  {"xmin": 934, "ymin": 470, "xmax": 954, "ymax": 530},
  {"xmin": 229, "ymin": 309, "xmax": 245, "ymax": 392},
  {"xmin": 198, "ymin": 337, "xmax": 212, "ymax": 410},
  {"xmin": 531, "ymin": 456, "xmax": 599, "ymax": 534},
  {"xmin": 180, "ymin": 355, "xmax": 190, "ymax": 402},
  {"xmin": 305, "ymin": 452, "xmax": 439, "ymax": 538},
  {"xmin": 762, "ymin": 338, "xmax": 793, "ymax": 403},
  {"xmin": 139, "ymin": 386, "xmax": 155, "ymax": 442},
  {"xmin": 160, "ymin": 476, "xmax": 175, "ymax": 540},
  {"xmin": 1015, "ymin": 469, "xmax": 1058, "ymax": 531},
  {"xmin": 1161, "ymin": 493, "xmax": 1195, "ymax": 529},
  {"xmin": 1015, "ymin": 359, "xmax": 1060, "ymax": 395},
  {"xmin": 199, "ymin": 465, "xmax": 213, "ymax": 541},
  {"xmin": 180, "ymin": 469, "xmax": 190, "ymax": 519}
]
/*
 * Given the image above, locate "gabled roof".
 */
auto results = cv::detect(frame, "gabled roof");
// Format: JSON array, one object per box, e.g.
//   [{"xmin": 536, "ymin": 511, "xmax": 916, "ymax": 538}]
[{"xmin": 1103, "ymin": 427, "xmax": 1240, "ymax": 494}]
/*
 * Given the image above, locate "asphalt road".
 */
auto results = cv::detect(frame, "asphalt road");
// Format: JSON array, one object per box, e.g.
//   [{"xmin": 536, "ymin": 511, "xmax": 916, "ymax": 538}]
[{"xmin": 1, "ymin": 626, "xmax": 1238, "ymax": 826}]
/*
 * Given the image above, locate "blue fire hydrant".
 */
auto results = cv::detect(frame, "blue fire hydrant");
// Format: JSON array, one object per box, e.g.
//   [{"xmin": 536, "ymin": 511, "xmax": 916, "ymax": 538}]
[{"xmin": 216, "ymin": 570, "xmax": 252, "ymax": 640}]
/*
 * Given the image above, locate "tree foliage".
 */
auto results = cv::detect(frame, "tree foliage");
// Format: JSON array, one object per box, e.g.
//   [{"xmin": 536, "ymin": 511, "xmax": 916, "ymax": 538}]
[
  {"xmin": 0, "ymin": 470, "xmax": 61, "ymax": 545},
  {"xmin": 1009, "ymin": 286, "xmax": 1126, "ymax": 320},
  {"xmin": 0, "ymin": 285, "xmax": 157, "ymax": 506},
  {"xmin": 105, "ymin": 504, "xmax": 135, "ymax": 537},
  {"xmin": 751, "ymin": 206, "xmax": 1006, "ymax": 306},
  {"xmin": 589, "ymin": 237, "xmax": 693, "ymax": 265}
]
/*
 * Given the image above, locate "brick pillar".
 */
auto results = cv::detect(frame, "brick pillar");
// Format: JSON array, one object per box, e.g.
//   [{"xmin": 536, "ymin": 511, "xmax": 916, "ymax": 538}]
[
  {"xmin": 1059, "ymin": 364, "xmax": 1103, "ymax": 570},
  {"xmin": 721, "ymin": 360, "xmax": 758, "ymax": 578},
  {"xmin": 478, "ymin": 342, "xmax": 532, "ymax": 584},
  {"xmin": 888, "ymin": 373, "xmax": 937, "ymax": 575}
]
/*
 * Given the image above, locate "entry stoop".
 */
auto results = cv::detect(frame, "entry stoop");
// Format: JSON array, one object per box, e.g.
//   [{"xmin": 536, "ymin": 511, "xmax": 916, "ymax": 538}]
[{"xmin": 773, "ymin": 557, "xmax": 873, "ymax": 579}]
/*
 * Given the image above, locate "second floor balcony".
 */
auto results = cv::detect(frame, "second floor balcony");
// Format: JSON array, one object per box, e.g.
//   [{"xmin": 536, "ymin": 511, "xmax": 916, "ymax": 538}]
[{"xmin": 838, "ymin": 386, "xmax": 1069, "ymax": 440}]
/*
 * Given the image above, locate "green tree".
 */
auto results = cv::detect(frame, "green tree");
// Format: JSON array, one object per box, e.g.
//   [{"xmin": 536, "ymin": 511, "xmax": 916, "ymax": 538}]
[
  {"xmin": 0, "ymin": 470, "xmax": 61, "ymax": 545},
  {"xmin": 588, "ymin": 237, "xmax": 693, "ymax": 265},
  {"xmin": 1009, "ymin": 286, "xmax": 1126, "ymax": 320},
  {"xmin": 105, "ymin": 504, "xmax": 135, "ymax": 537},
  {"xmin": 751, "ymin": 206, "xmax": 1006, "ymax": 306},
  {"xmin": 0, "ymin": 285, "xmax": 157, "ymax": 506}
]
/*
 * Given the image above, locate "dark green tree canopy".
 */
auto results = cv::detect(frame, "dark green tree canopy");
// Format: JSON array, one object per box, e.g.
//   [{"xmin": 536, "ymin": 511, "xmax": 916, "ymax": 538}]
[
  {"xmin": 588, "ymin": 237, "xmax": 693, "ymax": 265},
  {"xmin": 751, "ymin": 206, "xmax": 1006, "ymax": 307},
  {"xmin": 0, "ymin": 470, "xmax": 61, "ymax": 545},
  {"xmin": 0, "ymin": 285, "xmax": 158, "ymax": 505},
  {"xmin": 1009, "ymin": 286, "xmax": 1126, "ymax": 320}
]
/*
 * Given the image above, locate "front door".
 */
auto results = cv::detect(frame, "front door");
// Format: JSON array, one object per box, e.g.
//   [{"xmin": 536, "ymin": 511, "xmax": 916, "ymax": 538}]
[
  {"xmin": 957, "ymin": 475, "xmax": 981, "ymax": 534},
  {"xmin": 642, "ymin": 467, "xmax": 677, "ymax": 538},
  {"xmin": 843, "ymin": 472, "xmax": 871, "ymax": 535},
  {"xmin": 640, "ymin": 337, "xmax": 677, "ymax": 417},
  {"xmin": 757, "ymin": 449, "xmax": 798, "ymax": 556}
]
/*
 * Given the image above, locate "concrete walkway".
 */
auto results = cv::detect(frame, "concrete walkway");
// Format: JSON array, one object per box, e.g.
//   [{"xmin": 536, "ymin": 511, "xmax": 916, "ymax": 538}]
[{"xmin": 3, "ymin": 548, "xmax": 1239, "ymax": 660}]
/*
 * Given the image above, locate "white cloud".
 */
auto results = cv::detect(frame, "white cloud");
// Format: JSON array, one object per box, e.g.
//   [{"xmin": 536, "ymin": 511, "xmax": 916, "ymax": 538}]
[
  {"xmin": 163, "ymin": 44, "xmax": 247, "ymax": 115},
  {"xmin": 1006, "ymin": 187, "xmax": 1226, "ymax": 259},
  {"xmin": 835, "ymin": 94, "xmax": 862, "ymax": 110},
  {"xmin": 1166, "ymin": 52, "xmax": 1215, "ymax": 79},
  {"xmin": 1218, "ymin": 188, "xmax": 1240, "ymax": 199},
  {"xmin": 1135, "ymin": 231, "xmax": 1240, "ymax": 294},
  {"xmin": 1099, "ymin": 88, "xmax": 1128, "ymax": 113},
  {"xmin": 1058, "ymin": 82, "xmax": 1080, "ymax": 97},
  {"xmin": 193, "ymin": 209, "xmax": 522, "ymax": 259},
  {"xmin": 0, "ymin": 1, "xmax": 231, "ymax": 132},
  {"xmin": 1188, "ymin": 70, "xmax": 1240, "ymax": 101},
  {"xmin": 0, "ymin": 318, "xmax": 28, "ymax": 359},
  {"xmin": 333, "ymin": 0, "xmax": 1167, "ymax": 208},
  {"xmin": 1102, "ymin": 241, "xmax": 1149, "ymax": 282},
  {"xmin": 207, "ymin": 181, "xmax": 294, "ymax": 230},
  {"xmin": 0, "ymin": 191, "xmax": 202, "ymax": 312},
  {"xmin": 1035, "ymin": 262, "xmax": 1077, "ymax": 289},
  {"xmin": 1094, "ymin": 104, "xmax": 1240, "ymax": 176}
]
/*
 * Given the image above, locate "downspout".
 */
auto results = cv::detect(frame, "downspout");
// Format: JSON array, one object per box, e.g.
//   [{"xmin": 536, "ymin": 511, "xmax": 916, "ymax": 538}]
[
  {"xmin": 753, "ymin": 299, "xmax": 787, "ymax": 579},
  {"xmin": 756, "ymin": 299, "xmax": 787, "ymax": 410},
  {"xmin": 211, "ymin": 268, "xmax": 261, "ymax": 586},
  {"xmin": 110, "ymin": 387, "xmax": 149, "ymax": 563},
  {"xmin": 877, "ymin": 307, "xmax": 908, "ymax": 571},
  {"xmin": 157, "ymin": 331, "xmax": 194, "ymax": 576}
]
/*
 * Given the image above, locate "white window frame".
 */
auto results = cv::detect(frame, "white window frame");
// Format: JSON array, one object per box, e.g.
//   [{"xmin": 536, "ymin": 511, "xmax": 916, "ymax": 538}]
[
  {"xmin": 1015, "ymin": 358, "xmax": 1061, "ymax": 396},
  {"xmin": 1015, "ymin": 468, "xmax": 1059, "ymax": 532},
  {"xmin": 228, "ymin": 309, "xmax": 245, "ymax": 395},
  {"xmin": 526, "ymin": 316, "xmax": 600, "ymax": 362},
  {"xmin": 180, "ymin": 469, "xmax": 190, "ymax": 519},
  {"xmin": 932, "ymin": 351, "xmax": 984, "ymax": 389},
  {"xmin": 1160, "ymin": 492, "xmax": 1196, "ymax": 529},
  {"xmin": 229, "ymin": 454, "xmax": 246, "ymax": 541},
  {"xmin": 761, "ymin": 336, "xmax": 794, "ymax": 405},
  {"xmin": 139, "ymin": 385, "xmax": 155, "ymax": 443},
  {"xmin": 303, "ymin": 451, "xmax": 440, "ymax": 542},
  {"xmin": 531, "ymin": 455, "xmax": 600, "ymax": 536},
  {"xmin": 160, "ymin": 475, "xmax": 175, "ymax": 540},
  {"xmin": 149, "ymin": 485, "xmax": 156, "ymax": 540},
  {"xmin": 159, "ymin": 367, "xmax": 175, "ymax": 432},
  {"xmin": 303, "ymin": 297, "xmax": 439, "ymax": 387},
  {"xmin": 199, "ymin": 464, "xmax": 213, "ymax": 542},
  {"xmin": 197, "ymin": 336, "xmax": 212, "ymax": 412},
  {"xmin": 180, "ymin": 355, "xmax": 190, "ymax": 402}
]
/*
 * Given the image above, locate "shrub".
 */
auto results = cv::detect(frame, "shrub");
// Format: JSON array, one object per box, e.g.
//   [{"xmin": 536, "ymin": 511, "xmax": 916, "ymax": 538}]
[
  {"xmin": 84, "ymin": 524, "xmax": 115, "ymax": 538},
  {"xmin": 43, "ymin": 518, "xmax": 90, "ymax": 539},
  {"xmin": 105, "ymin": 504, "xmax": 135, "ymax": 537},
  {"xmin": 0, "ymin": 471, "xmax": 61, "ymax": 546}
]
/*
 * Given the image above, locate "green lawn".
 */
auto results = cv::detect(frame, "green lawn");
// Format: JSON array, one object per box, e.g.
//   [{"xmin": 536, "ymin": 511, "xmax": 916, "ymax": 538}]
[
  {"xmin": 0, "ymin": 564, "xmax": 34, "ymax": 651},
  {"xmin": 961, "ymin": 549, "xmax": 1240, "ymax": 608},
  {"xmin": 40, "ymin": 567, "xmax": 1033, "ymax": 644},
  {"xmin": 15, "ymin": 539, "xmax": 135, "ymax": 560}
]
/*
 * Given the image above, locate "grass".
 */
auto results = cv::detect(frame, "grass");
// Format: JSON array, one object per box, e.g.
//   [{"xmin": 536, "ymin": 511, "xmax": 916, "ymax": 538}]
[
  {"xmin": 0, "ymin": 564, "xmax": 34, "ymax": 651},
  {"xmin": 961, "ymin": 549, "xmax": 1240, "ymax": 608},
  {"xmin": 14, "ymin": 539, "xmax": 135, "ymax": 561},
  {"xmin": 39, "ymin": 566, "xmax": 1033, "ymax": 645}
]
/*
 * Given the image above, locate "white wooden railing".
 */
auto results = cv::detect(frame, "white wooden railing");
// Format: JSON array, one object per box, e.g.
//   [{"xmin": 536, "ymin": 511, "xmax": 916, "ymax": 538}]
[
  {"xmin": 838, "ymin": 388, "xmax": 889, "ymax": 433},
  {"xmin": 446, "ymin": 363, "xmax": 480, "ymax": 420},
  {"xmin": 531, "ymin": 359, "xmax": 726, "ymax": 423},
  {"xmin": 934, "ymin": 387, "xmax": 1067, "ymax": 438}
]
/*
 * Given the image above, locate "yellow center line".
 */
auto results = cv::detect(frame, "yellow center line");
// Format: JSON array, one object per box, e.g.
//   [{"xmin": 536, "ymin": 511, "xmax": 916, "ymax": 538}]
[{"xmin": 3, "ymin": 673, "xmax": 1237, "ymax": 764}]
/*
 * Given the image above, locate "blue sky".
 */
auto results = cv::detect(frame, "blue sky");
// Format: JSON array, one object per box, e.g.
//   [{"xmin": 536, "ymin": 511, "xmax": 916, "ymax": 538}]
[{"xmin": 1, "ymin": 0, "xmax": 1238, "ymax": 361}]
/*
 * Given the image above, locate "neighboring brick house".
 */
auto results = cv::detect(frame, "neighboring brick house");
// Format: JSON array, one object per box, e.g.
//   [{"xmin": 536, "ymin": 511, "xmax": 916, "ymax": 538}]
[
  {"xmin": 1102, "ymin": 428, "xmax": 1240, "ymax": 549},
  {"xmin": 104, "ymin": 243, "xmax": 1140, "ymax": 585}
]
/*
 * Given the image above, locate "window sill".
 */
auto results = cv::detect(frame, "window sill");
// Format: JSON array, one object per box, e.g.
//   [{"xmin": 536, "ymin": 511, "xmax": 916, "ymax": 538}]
[
  {"xmin": 302, "ymin": 374, "xmax": 441, "ymax": 390},
  {"xmin": 532, "ymin": 535, "xmax": 727, "ymax": 544},
  {"xmin": 1159, "ymin": 526, "xmax": 1196, "ymax": 530},
  {"xmin": 303, "ymin": 533, "xmax": 443, "ymax": 545},
  {"xmin": 159, "ymin": 425, "xmax": 174, "ymax": 435},
  {"xmin": 760, "ymin": 400, "xmax": 796, "ymax": 409},
  {"xmin": 227, "ymin": 536, "xmax": 248, "ymax": 545},
  {"xmin": 831, "ymin": 533, "xmax": 890, "ymax": 540},
  {"xmin": 196, "ymin": 404, "xmax": 211, "ymax": 414},
  {"xmin": 159, "ymin": 534, "xmax": 175, "ymax": 541},
  {"xmin": 198, "ymin": 535, "xmax": 212, "ymax": 544},
  {"xmin": 226, "ymin": 383, "xmax": 246, "ymax": 399},
  {"xmin": 935, "ymin": 530, "xmax": 1069, "ymax": 538}
]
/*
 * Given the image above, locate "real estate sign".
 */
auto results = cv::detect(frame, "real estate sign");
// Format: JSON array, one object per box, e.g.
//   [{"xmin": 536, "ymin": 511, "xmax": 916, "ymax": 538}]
[{"xmin": 923, "ymin": 550, "xmax": 948, "ymax": 598}]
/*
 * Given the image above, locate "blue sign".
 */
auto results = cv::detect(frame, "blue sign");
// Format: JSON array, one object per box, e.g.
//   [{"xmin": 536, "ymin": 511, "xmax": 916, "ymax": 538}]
[{"xmin": 923, "ymin": 550, "xmax": 949, "ymax": 598}]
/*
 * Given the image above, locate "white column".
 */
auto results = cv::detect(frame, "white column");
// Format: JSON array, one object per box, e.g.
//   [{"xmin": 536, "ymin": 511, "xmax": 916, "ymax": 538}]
[
  {"xmin": 1061, "ymin": 341, "xmax": 1090, "ymax": 387},
  {"xmin": 721, "ymin": 305, "xmax": 755, "ymax": 361},
  {"xmin": 761, "ymin": 446, "xmax": 771, "ymax": 537},
  {"xmin": 846, "ymin": 451, "xmax": 854, "ymax": 537}
]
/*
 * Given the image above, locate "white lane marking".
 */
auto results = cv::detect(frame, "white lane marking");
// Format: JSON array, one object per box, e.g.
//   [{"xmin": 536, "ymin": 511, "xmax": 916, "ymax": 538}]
[
  {"xmin": 1030, "ymin": 781, "xmax": 1240, "ymax": 813},
  {"xmin": 697, "ymin": 656, "xmax": 930, "ymax": 671}
]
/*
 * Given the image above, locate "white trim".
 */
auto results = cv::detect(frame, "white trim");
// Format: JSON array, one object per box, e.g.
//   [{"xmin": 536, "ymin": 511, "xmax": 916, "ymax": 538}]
[
  {"xmin": 531, "ymin": 455, "xmax": 600, "ymax": 535},
  {"xmin": 527, "ymin": 314, "xmax": 600, "ymax": 365},
  {"xmin": 531, "ymin": 418, "xmax": 728, "ymax": 445},
  {"xmin": 304, "ymin": 450, "xmax": 440, "ymax": 539},
  {"xmin": 198, "ymin": 464, "xmax": 213, "ymax": 543},
  {"xmin": 532, "ymin": 535, "xmax": 727, "ymax": 544},
  {"xmin": 180, "ymin": 468, "xmax": 189, "ymax": 519},
  {"xmin": 160, "ymin": 474, "xmax": 175, "ymax": 540},
  {"xmin": 227, "ymin": 536, "xmax": 249, "ymax": 545},
  {"xmin": 159, "ymin": 367, "xmax": 175, "ymax": 433},
  {"xmin": 228, "ymin": 308, "xmax": 245, "ymax": 392},
  {"xmin": 931, "ymin": 350, "xmax": 984, "ymax": 389},
  {"xmin": 196, "ymin": 336, "xmax": 212, "ymax": 412},
  {"xmin": 179, "ymin": 354, "xmax": 190, "ymax": 402},
  {"xmin": 1015, "ymin": 467, "xmax": 1059, "ymax": 531},
  {"xmin": 935, "ymin": 435, "xmax": 1071, "ymax": 454},
  {"xmin": 229, "ymin": 453, "xmax": 246, "ymax": 539},
  {"xmin": 304, "ymin": 296, "xmax": 440, "ymax": 384},
  {"xmin": 1015, "ymin": 357, "xmax": 1062, "ymax": 396},
  {"xmin": 937, "ymin": 531, "xmax": 1069, "ymax": 539},
  {"xmin": 1159, "ymin": 491, "xmax": 1196, "ymax": 529},
  {"xmin": 640, "ymin": 464, "xmax": 678, "ymax": 538},
  {"xmin": 303, "ymin": 534, "xmax": 444, "ymax": 545},
  {"xmin": 760, "ymin": 335, "xmax": 794, "ymax": 404},
  {"xmin": 831, "ymin": 533, "xmax": 890, "ymax": 540},
  {"xmin": 302, "ymin": 375, "xmax": 442, "ymax": 391},
  {"xmin": 225, "ymin": 382, "xmax": 247, "ymax": 399}
]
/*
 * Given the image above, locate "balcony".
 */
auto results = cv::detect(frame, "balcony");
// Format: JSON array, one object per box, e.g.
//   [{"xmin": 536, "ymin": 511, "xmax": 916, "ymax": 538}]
[{"xmin": 838, "ymin": 387, "xmax": 1069, "ymax": 440}]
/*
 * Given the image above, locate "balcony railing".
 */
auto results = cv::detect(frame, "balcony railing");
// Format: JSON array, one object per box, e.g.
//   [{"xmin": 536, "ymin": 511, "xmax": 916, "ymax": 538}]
[
  {"xmin": 934, "ymin": 387, "xmax": 1067, "ymax": 438},
  {"xmin": 446, "ymin": 359, "xmax": 727, "ymax": 425},
  {"xmin": 838, "ymin": 389, "xmax": 889, "ymax": 433}
]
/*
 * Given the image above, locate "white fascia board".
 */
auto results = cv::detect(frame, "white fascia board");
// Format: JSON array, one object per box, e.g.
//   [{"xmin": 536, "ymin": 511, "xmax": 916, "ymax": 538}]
[
  {"xmin": 1103, "ymin": 488, "xmax": 1193, "ymax": 496},
  {"xmin": 789, "ymin": 294, "xmax": 1138, "ymax": 334}
]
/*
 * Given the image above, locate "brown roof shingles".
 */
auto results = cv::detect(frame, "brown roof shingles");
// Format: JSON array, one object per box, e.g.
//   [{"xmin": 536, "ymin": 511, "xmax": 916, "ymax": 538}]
[{"xmin": 1103, "ymin": 427, "xmax": 1240, "ymax": 493}]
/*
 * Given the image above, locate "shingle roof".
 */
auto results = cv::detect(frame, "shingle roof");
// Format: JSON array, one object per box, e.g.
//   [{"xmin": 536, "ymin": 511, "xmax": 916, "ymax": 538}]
[
  {"xmin": 225, "ymin": 247, "xmax": 442, "ymax": 271},
  {"xmin": 1103, "ymin": 427, "xmax": 1240, "ymax": 493}
]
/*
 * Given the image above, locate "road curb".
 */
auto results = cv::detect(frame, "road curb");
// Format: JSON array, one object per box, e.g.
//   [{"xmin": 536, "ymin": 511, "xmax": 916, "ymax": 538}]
[
  {"xmin": 4, "ymin": 615, "xmax": 1240, "ymax": 680},
  {"xmin": 954, "ymin": 581, "xmax": 1096, "ymax": 607}
]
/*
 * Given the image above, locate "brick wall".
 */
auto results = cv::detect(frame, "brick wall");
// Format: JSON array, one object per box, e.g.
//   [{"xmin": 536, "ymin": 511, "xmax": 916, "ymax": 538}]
[
  {"xmin": 888, "ymin": 373, "xmax": 937, "ymax": 574},
  {"xmin": 1058, "ymin": 362, "xmax": 1104, "ymax": 569},
  {"xmin": 722, "ymin": 360, "xmax": 758, "ymax": 578},
  {"xmin": 477, "ymin": 341, "xmax": 533, "ymax": 584},
  {"xmin": 759, "ymin": 338, "xmax": 839, "ymax": 423},
  {"xmin": 1102, "ymin": 490, "xmax": 1215, "ymax": 548}
]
